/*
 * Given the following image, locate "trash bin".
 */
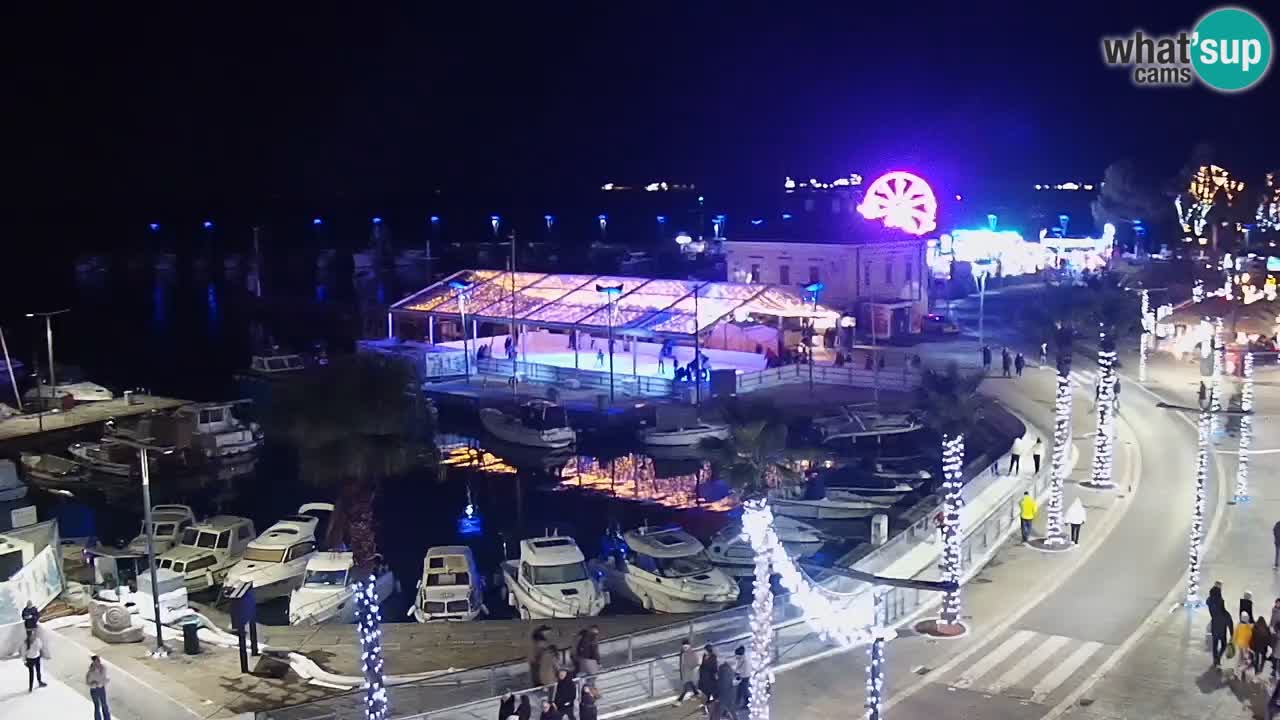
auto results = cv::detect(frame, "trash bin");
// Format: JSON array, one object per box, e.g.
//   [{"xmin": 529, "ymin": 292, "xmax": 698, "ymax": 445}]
[{"xmin": 183, "ymin": 622, "xmax": 201, "ymax": 655}]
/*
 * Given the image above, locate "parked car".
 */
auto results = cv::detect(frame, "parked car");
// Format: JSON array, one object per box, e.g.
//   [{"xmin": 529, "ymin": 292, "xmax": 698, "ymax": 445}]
[{"xmin": 921, "ymin": 313, "xmax": 960, "ymax": 334}]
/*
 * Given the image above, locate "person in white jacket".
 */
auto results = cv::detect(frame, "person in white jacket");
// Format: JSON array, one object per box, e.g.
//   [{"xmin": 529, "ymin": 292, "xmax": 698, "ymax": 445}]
[
  {"xmin": 1065, "ymin": 498, "xmax": 1087, "ymax": 544},
  {"xmin": 22, "ymin": 629, "xmax": 47, "ymax": 691}
]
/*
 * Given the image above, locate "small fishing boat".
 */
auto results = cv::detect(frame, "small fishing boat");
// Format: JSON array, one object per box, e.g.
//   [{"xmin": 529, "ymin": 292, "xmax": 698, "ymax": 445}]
[
  {"xmin": 501, "ymin": 534, "xmax": 609, "ymax": 619},
  {"xmin": 590, "ymin": 526, "xmax": 738, "ymax": 613},
  {"xmin": 816, "ymin": 467, "xmax": 917, "ymax": 500},
  {"xmin": 708, "ymin": 516, "xmax": 824, "ymax": 577},
  {"xmin": 410, "ymin": 545, "xmax": 486, "ymax": 622},
  {"xmin": 814, "ymin": 406, "xmax": 921, "ymax": 443},
  {"xmin": 174, "ymin": 402, "xmax": 264, "ymax": 458},
  {"xmin": 769, "ymin": 482, "xmax": 886, "ymax": 520},
  {"xmin": 20, "ymin": 453, "xmax": 90, "ymax": 491},
  {"xmin": 480, "ymin": 400, "xmax": 576, "ymax": 449},
  {"xmin": 69, "ymin": 440, "xmax": 142, "ymax": 477},
  {"xmin": 639, "ymin": 423, "xmax": 730, "ymax": 447}
]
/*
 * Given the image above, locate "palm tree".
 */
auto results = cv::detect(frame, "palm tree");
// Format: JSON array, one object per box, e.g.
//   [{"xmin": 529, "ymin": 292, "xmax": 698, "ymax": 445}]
[
  {"xmin": 267, "ymin": 354, "xmax": 435, "ymax": 564},
  {"xmin": 916, "ymin": 362, "xmax": 984, "ymax": 633},
  {"xmin": 702, "ymin": 414, "xmax": 800, "ymax": 720}
]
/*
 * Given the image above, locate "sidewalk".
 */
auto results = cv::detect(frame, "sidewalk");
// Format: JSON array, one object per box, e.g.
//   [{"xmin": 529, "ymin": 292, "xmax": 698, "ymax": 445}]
[{"xmin": 0, "ymin": 656, "xmax": 114, "ymax": 719}]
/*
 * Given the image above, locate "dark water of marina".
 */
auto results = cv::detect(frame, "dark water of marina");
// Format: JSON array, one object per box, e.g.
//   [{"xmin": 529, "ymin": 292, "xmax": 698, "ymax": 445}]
[{"xmin": 10, "ymin": 252, "xmax": 912, "ymax": 623}]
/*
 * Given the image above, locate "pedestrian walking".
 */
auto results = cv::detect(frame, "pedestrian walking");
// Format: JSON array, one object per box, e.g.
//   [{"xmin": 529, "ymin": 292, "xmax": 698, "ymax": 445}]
[
  {"xmin": 579, "ymin": 686, "xmax": 598, "ymax": 720},
  {"xmin": 1267, "ymin": 677, "xmax": 1280, "ymax": 720},
  {"xmin": 1273, "ymin": 521, "xmax": 1280, "ymax": 569},
  {"xmin": 1209, "ymin": 584, "xmax": 1234, "ymax": 668},
  {"xmin": 1001, "ymin": 347, "xmax": 1012, "ymax": 377},
  {"xmin": 716, "ymin": 660, "xmax": 739, "ymax": 720},
  {"xmin": 1031, "ymin": 438, "xmax": 1043, "ymax": 474},
  {"xmin": 554, "ymin": 669, "xmax": 577, "ymax": 720},
  {"xmin": 1253, "ymin": 616, "xmax": 1273, "ymax": 675},
  {"xmin": 1039, "ymin": 342, "xmax": 1048, "ymax": 366},
  {"xmin": 1199, "ymin": 381, "xmax": 1208, "ymax": 408},
  {"xmin": 87, "ymin": 656, "xmax": 111, "ymax": 720},
  {"xmin": 1019, "ymin": 492, "xmax": 1038, "ymax": 543},
  {"xmin": 1242, "ymin": 591, "xmax": 1255, "ymax": 623},
  {"xmin": 575, "ymin": 626, "xmax": 601, "ymax": 676},
  {"xmin": 1065, "ymin": 498, "xmax": 1086, "ymax": 544},
  {"xmin": 499, "ymin": 691, "xmax": 516, "ymax": 720},
  {"xmin": 1014, "ymin": 352, "xmax": 1025, "ymax": 377},
  {"xmin": 539, "ymin": 697, "xmax": 562, "ymax": 720},
  {"xmin": 677, "ymin": 639, "xmax": 701, "ymax": 702},
  {"xmin": 1008, "ymin": 434, "xmax": 1024, "ymax": 475},
  {"xmin": 595, "ymin": 349, "xmax": 605, "ymax": 368},
  {"xmin": 733, "ymin": 645, "xmax": 751, "ymax": 709},
  {"xmin": 1235, "ymin": 610, "xmax": 1255, "ymax": 677},
  {"xmin": 22, "ymin": 629, "xmax": 47, "ymax": 691},
  {"xmin": 22, "ymin": 600, "xmax": 39, "ymax": 630},
  {"xmin": 517, "ymin": 695, "xmax": 533, "ymax": 720},
  {"xmin": 698, "ymin": 646, "xmax": 719, "ymax": 713},
  {"xmin": 981, "ymin": 345, "xmax": 992, "ymax": 373}
]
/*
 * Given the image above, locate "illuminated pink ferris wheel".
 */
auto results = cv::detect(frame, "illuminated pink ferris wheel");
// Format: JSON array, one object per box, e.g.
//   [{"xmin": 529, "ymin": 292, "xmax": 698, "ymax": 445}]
[{"xmin": 857, "ymin": 171, "xmax": 938, "ymax": 236}]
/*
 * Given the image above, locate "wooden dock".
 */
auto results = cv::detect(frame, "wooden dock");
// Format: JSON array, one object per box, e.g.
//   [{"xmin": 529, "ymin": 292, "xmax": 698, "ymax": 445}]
[{"xmin": 0, "ymin": 394, "xmax": 190, "ymax": 443}]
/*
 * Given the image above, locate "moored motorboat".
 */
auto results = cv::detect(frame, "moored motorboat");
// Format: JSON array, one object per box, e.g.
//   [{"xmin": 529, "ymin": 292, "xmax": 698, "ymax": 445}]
[
  {"xmin": 639, "ymin": 423, "xmax": 730, "ymax": 447},
  {"xmin": 708, "ymin": 516, "xmax": 824, "ymax": 577},
  {"xmin": 126, "ymin": 505, "xmax": 196, "ymax": 555},
  {"xmin": 288, "ymin": 552, "xmax": 396, "ymax": 625},
  {"xmin": 174, "ymin": 402, "xmax": 264, "ymax": 459},
  {"xmin": 501, "ymin": 534, "xmax": 608, "ymax": 619},
  {"xmin": 25, "ymin": 381, "xmax": 114, "ymax": 403},
  {"xmin": 19, "ymin": 453, "xmax": 90, "ymax": 491},
  {"xmin": 816, "ymin": 467, "xmax": 917, "ymax": 500},
  {"xmin": 410, "ymin": 545, "xmax": 486, "ymax": 622},
  {"xmin": 480, "ymin": 400, "xmax": 576, "ymax": 449},
  {"xmin": 223, "ymin": 503, "xmax": 333, "ymax": 602},
  {"xmin": 69, "ymin": 440, "xmax": 141, "ymax": 477},
  {"xmin": 590, "ymin": 526, "xmax": 738, "ymax": 613}
]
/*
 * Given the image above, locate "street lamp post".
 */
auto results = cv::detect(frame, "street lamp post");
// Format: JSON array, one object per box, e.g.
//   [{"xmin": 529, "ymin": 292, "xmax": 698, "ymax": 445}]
[
  {"xmin": 110, "ymin": 436, "xmax": 175, "ymax": 656},
  {"xmin": 597, "ymin": 284, "xmax": 623, "ymax": 403},
  {"xmin": 804, "ymin": 283, "xmax": 824, "ymax": 399},
  {"xmin": 449, "ymin": 280, "xmax": 474, "ymax": 382},
  {"xmin": 26, "ymin": 309, "xmax": 69, "ymax": 408}
]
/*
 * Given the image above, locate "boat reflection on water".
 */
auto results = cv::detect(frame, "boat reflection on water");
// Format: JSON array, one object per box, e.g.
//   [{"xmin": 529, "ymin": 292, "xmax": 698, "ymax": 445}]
[{"xmin": 557, "ymin": 454, "xmax": 735, "ymax": 513}]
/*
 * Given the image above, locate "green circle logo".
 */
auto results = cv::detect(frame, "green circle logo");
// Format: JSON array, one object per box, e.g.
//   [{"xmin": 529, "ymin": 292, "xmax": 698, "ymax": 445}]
[{"xmin": 1192, "ymin": 6, "xmax": 1273, "ymax": 92}]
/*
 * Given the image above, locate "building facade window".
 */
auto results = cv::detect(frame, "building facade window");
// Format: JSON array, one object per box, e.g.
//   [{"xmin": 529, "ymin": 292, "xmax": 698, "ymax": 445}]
[
  {"xmin": 809, "ymin": 266, "xmax": 820, "ymax": 284},
  {"xmin": 905, "ymin": 257, "xmax": 913, "ymax": 283},
  {"xmin": 779, "ymin": 265, "xmax": 791, "ymax": 286},
  {"xmin": 863, "ymin": 261, "xmax": 871, "ymax": 288},
  {"xmin": 885, "ymin": 256, "xmax": 893, "ymax": 284},
  {"xmin": 750, "ymin": 264, "xmax": 761, "ymax": 283}
]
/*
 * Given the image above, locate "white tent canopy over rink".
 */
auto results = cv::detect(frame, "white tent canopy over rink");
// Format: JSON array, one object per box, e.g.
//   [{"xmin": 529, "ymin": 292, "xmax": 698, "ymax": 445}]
[
  {"xmin": 385, "ymin": 270, "xmax": 844, "ymax": 383},
  {"xmin": 392, "ymin": 269, "xmax": 840, "ymax": 339}
]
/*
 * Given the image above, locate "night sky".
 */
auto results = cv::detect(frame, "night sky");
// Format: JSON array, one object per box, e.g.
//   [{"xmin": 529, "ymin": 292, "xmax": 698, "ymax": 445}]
[{"xmin": 9, "ymin": 2, "xmax": 1279, "ymax": 226}]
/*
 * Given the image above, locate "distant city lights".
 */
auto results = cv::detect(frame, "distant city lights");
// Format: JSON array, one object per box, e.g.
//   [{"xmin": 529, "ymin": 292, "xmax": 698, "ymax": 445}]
[
  {"xmin": 602, "ymin": 181, "xmax": 695, "ymax": 192},
  {"xmin": 1035, "ymin": 182, "xmax": 1097, "ymax": 191},
  {"xmin": 784, "ymin": 173, "xmax": 863, "ymax": 191}
]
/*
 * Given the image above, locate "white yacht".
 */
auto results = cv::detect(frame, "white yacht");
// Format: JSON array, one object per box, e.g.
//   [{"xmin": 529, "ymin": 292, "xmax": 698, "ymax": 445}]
[
  {"xmin": 288, "ymin": 552, "xmax": 396, "ymax": 625},
  {"xmin": 590, "ymin": 526, "xmax": 738, "ymax": 613},
  {"xmin": 480, "ymin": 401, "xmax": 576, "ymax": 449},
  {"xmin": 223, "ymin": 503, "xmax": 333, "ymax": 602},
  {"xmin": 126, "ymin": 505, "xmax": 196, "ymax": 555},
  {"xmin": 410, "ymin": 545, "xmax": 486, "ymax": 622},
  {"xmin": 707, "ymin": 516, "xmax": 824, "ymax": 578},
  {"xmin": 175, "ymin": 402, "xmax": 264, "ymax": 459},
  {"xmin": 501, "ymin": 534, "xmax": 608, "ymax": 619},
  {"xmin": 769, "ymin": 485, "xmax": 885, "ymax": 520},
  {"xmin": 156, "ymin": 515, "xmax": 257, "ymax": 592},
  {"xmin": 246, "ymin": 352, "xmax": 308, "ymax": 377},
  {"xmin": 815, "ymin": 407, "xmax": 921, "ymax": 443},
  {"xmin": 817, "ymin": 467, "xmax": 916, "ymax": 501}
]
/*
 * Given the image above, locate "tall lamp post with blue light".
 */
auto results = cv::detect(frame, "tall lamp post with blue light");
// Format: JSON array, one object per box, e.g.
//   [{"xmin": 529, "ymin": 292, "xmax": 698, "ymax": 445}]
[
  {"xmin": 597, "ymin": 283, "xmax": 623, "ymax": 403},
  {"xmin": 108, "ymin": 434, "xmax": 175, "ymax": 656},
  {"xmin": 450, "ymin": 279, "xmax": 475, "ymax": 382},
  {"xmin": 27, "ymin": 309, "xmax": 69, "ymax": 409}
]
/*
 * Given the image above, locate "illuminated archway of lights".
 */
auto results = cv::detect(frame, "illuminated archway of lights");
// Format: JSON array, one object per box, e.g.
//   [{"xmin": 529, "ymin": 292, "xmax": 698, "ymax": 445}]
[{"xmin": 857, "ymin": 171, "xmax": 938, "ymax": 236}]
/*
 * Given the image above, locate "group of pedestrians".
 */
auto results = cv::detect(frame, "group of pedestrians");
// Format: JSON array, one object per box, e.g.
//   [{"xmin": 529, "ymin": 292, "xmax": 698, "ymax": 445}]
[
  {"xmin": 9, "ymin": 601, "xmax": 112, "ymax": 719},
  {"xmin": 677, "ymin": 640, "xmax": 752, "ymax": 720},
  {"xmin": 1206, "ymin": 581, "xmax": 1280, "ymax": 686},
  {"xmin": 518, "ymin": 626, "xmax": 602, "ymax": 720},
  {"xmin": 981, "ymin": 345, "xmax": 1025, "ymax": 378},
  {"xmin": 1018, "ymin": 492, "xmax": 1088, "ymax": 545}
]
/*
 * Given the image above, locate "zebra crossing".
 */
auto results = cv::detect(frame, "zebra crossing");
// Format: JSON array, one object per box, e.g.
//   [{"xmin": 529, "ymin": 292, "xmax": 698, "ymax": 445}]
[{"xmin": 938, "ymin": 629, "xmax": 1111, "ymax": 704}]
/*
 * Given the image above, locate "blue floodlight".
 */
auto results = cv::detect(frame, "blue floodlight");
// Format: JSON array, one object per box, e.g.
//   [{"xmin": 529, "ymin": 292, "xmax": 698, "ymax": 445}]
[
  {"xmin": 697, "ymin": 196, "xmax": 705, "ymax": 203},
  {"xmin": 657, "ymin": 215, "xmax": 667, "ymax": 223},
  {"xmin": 596, "ymin": 283, "xmax": 623, "ymax": 296},
  {"xmin": 544, "ymin": 214, "xmax": 554, "ymax": 222},
  {"xmin": 202, "ymin": 220, "xmax": 214, "ymax": 229},
  {"xmin": 372, "ymin": 216, "xmax": 383, "ymax": 224},
  {"xmin": 598, "ymin": 214, "xmax": 608, "ymax": 221},
  {"xmin": 804, "ymin": 282, "xmax": 825, "ymax": 294},
  {"xmin": 714, "ymin": 214, "xmax": 726, "ymax": 222},
  {"xmin": 312, "ymin": 217, "xmax": 323, "ymax": 226},
  {"xmin": 490, "ymin": 215, "xmax": 501, "ymax": 222},
  {"xmin": 750, "ymin": 218, "xmax": 764, "ymax": 225},
  {"xmin": 430, "ymin": 215, "xmax": 441, "ymax": 223},
  {"xmin": 148, "ymin": 223, "xmax": 160, "ymax": 232},
  {"xmin": 449, "ymin": 279, "xmax": 473, "ymax": 291},
  {"xmin": 781, "ymin": 213, "xmax": 793, "ymax": 220}
]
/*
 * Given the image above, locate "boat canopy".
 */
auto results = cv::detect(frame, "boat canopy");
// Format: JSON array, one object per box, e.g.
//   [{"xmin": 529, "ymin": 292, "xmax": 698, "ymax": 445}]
[{"xmin": 392, "ymin": 269, "xmax": 841, "ymax": 339}]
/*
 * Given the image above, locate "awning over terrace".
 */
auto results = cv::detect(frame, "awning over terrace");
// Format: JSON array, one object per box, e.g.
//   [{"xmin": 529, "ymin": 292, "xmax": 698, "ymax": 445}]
[{"xmin": 392, "ymin": 270, "xmax": 841, "ymax": 339}]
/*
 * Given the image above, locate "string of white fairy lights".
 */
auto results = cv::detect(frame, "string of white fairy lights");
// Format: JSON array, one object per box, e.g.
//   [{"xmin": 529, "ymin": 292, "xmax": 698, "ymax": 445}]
[
  {"xmin": 1088, "ymin": 327, "xmax": 1117, "ymax": 488},
  {"xmin": 1234, "ymin": 352, "xmax": 1254, "ymax": 503},
  {"xmin": 1139, "ymin": 289, "xmax": 1151, "ymax": 383},
  {"xmin": 939, "ymin": 434, "xmax": 965, "ymax": 624},
  {"xmin": 742, "ymin": 499, "xmax": 876, "ymax": 720},
  {"xmin": 1045, "ymin": 369, "xmax": 1072, "ymax": 544},
  {"xmin": 356, "ymin": 576, "xmax": 388, "ymax": 720}
]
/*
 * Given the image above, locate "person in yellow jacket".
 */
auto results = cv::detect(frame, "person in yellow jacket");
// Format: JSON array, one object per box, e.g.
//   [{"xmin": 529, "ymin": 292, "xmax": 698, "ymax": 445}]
[
  {"xmin": 1236, "ymin": 610, "xmax": 1256, "ymax": 677},
  {"xmin": 1019, "ymin": 492, "xmax": 1038, "ymax": 543}
]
